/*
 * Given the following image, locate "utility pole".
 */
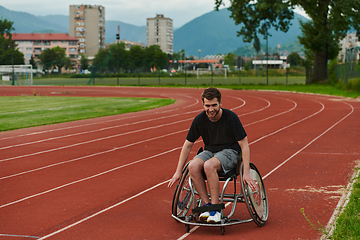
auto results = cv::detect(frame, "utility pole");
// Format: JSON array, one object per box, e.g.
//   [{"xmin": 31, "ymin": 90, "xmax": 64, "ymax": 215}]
[
  {"xmin": 266, "ymin": 33, "xmax": 269, "ymax": 85},
  {"xmin": 11, "ymin": 37, "xmax": 14, "ymax": 86},
  {"xmin": 116, "ymin": 26, "xmax": 120, "ymax": 86}
]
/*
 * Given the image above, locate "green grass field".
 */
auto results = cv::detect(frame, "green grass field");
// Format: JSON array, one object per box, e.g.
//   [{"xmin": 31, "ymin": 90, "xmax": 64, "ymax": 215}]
[{"xmin": 0, "ymin": 96, "xmax": 174, "ymax": 131}]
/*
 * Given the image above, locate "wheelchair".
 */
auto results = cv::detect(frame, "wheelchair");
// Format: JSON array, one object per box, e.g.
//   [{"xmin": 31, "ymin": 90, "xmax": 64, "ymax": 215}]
[{"xmin": 171, "ymin": 148, "xmax": 269, "ymax": 235}]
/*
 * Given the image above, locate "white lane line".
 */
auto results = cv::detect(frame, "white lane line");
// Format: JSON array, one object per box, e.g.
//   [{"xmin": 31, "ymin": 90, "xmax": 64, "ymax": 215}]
[
  {"xmin": 0, "ymin": 118, "xmax": 191, "ymax": 163},
  {"xmin": 0, "ymin": 233, "xmax": 39, "ymax": 238},
  {"xmin": 0, "ymin": 147, "xmax": 181, "ymax": 209},
  {"xmin": 37, "ymin": 180, "xmax": 169, "ymax": 240},
  {"xmin": 262, "ymin": 102, "xmax": 354, "ymax": 180}
]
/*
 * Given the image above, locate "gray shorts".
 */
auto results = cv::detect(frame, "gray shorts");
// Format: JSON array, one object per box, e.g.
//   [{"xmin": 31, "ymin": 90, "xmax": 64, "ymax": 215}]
[{"xmin": 194, "ymin": 149, "xmax": 239, "ymax": 174}]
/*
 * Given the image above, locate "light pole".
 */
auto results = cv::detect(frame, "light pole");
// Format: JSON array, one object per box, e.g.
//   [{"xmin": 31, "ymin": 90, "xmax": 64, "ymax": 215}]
[
  {"xmin": 266, "ymin": 33, "xmax": 268, "ymax": 85},
  {"xmin": 11, "ymin": 37, "xmax": 14, "ymax": 86},
  {"xmin": 116, "ymin": 26, "xmax": 120, "ymax": 86}
]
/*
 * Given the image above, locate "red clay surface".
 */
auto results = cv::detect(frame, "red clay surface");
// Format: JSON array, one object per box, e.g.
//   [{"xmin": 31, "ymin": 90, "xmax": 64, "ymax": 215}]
[{"xmin": 0, "ymin": 86, "xmax": 359, "ymax": 240}]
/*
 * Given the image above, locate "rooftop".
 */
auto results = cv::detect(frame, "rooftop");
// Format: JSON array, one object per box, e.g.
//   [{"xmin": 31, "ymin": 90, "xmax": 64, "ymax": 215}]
[{"xmin": 11, "ymin": 33, "xmax": 78, "ymax": 41}]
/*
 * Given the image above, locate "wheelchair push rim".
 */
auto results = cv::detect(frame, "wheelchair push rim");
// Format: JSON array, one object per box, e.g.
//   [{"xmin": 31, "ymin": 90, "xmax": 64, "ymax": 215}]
[
  {"xmin": 172, "ymin": 163, "xmax": 194, "ymax": 218},
  {"xmin": 241, "ymin": 162, "xmax": 269, "ymax": 226}
]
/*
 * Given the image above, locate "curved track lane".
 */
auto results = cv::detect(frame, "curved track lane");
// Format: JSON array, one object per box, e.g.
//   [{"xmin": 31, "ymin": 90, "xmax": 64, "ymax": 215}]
[{"xmin": 0, "ymin": 86, "xmax": 359, "ymax": 240}]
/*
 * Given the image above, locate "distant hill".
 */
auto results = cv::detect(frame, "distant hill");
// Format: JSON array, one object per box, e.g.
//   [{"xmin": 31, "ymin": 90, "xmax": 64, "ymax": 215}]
[
  {"xmin": 233, "ymin": 40, "xmax": 305, "ymax": 57},
  {"xmin": 1, "ymin": 5, "xmax": 308, "ymax": 56},
  {"xmin": 0, "ymin": 6, "xmax": 67, "ymax": 33},
  {"xmin": 174, "ymin": 8, "xmax": 309, "ymax": 56}
]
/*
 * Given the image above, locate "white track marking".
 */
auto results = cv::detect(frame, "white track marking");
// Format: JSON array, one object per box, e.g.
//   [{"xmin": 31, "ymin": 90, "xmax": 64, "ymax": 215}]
[
  {"xmin": 262, "ymin": 102, "xmax": 354, "ymax": 180},
  {"xmin": 250, "ymin": 101, "xmax": 324, "ymax": 145},
  {"xmin": 0, "ymin": 118, "xmax": 191, "ymax": 163},
  {"xmin": 0, "ymin": 148, "xmax": 180, "ymax": 208},
  {"xmin": 0, "ymin": 233, "xmax": 39, "ymax": 238},
  {"xmin": 36, "ymin": 180, "xmax": 170, "ymax": 240}
]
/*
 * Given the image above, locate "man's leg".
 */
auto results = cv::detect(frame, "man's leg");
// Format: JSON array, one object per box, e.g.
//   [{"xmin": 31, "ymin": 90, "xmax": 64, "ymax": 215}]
[
  {"xmin": 203, "ymin": 157, "xmax": 222, "ymax": 205},
  {"xmin": 188, "ymin": 158, "xmax": 210, "ymax": 203}
]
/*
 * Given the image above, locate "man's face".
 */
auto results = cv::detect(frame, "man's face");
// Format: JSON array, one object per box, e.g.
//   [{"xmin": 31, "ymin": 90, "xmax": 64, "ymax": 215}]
[{"xmin": 203, "ymin": 98, "xmax": 222, "ymax": 121}]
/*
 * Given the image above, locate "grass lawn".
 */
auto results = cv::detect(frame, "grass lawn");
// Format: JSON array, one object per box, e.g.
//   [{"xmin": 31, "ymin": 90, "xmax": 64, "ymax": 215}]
[
  {"xmin": 0, "ymin": 96, "xmax": 174, "ymax": 131},
  {"xmin": 328, "ymin": 169, "xmax": 360, "ymax": 239}
]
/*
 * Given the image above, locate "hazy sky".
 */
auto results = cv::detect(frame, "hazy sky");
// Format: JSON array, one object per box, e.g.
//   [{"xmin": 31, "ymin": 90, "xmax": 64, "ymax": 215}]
[{"xmin": 1, "ymin": 1, "xmax": 308, "ymax": 28}]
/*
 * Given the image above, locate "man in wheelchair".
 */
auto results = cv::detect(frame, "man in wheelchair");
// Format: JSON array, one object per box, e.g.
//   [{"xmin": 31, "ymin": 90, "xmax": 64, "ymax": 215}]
[{"xmin": 168, "ymin": 87, "xmax": 257, "ymax": 223}]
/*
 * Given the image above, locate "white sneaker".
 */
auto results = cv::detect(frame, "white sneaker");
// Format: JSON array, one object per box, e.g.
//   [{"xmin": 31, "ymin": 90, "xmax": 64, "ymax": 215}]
[
  {"xmin": 207, "ymin": 211, "xmax": 221, "ymax": 223},
  {"xmin": 199, "ymin": 211, "xmax": 210, "ymax": 221}
]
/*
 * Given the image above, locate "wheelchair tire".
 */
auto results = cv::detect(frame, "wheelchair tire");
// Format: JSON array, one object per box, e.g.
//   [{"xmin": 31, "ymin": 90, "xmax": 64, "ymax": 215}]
[
  {"xmin": 240, "ymin": 162, "xmax": 269, "ymax": 226},
  {"xmin": 172, "ymin": 162, "xmax": 193, "ymax": 218}
]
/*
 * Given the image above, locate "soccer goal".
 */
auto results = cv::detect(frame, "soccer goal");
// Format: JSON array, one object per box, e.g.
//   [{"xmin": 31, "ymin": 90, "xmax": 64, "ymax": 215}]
[
  {"xmin": 0, "ymin": 65, "xmax": 34, "ymax": 85},
  {"xmin": 197, "ymin": 67, "xmax": 227, "ymax": 79}
]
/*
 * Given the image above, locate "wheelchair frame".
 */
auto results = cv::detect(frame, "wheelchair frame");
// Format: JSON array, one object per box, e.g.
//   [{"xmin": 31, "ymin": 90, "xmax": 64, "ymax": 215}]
[{"xmin": 171, "ymin": 152, "xmax": 269, "ymax": 235}]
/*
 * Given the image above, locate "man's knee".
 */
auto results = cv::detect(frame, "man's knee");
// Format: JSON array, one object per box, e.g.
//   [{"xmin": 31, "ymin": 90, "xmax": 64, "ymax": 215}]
[
  {"xmin": 203, "ymin": 158, "xmax": 221, "ymax": 175},
  {"xmin": 188, "ymin": 158, "xmax": 204, "ymax": 175}
]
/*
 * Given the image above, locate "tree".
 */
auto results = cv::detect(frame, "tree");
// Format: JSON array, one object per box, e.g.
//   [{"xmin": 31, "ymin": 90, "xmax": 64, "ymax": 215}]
[
  {"xmin": 0, "ymin": 19, "xmax": 24, "ymax": 65},
  {"xmin": 144, "ymin": 45, "xmax": 168, "ymax": 71},
  {"xmin": 39, "ymin": 48, "xmax": 55, "ymax": 72},
  {"xmin": 215, "ymin": 0, "xmax": 360, "ymax": 83},
  {"xmin": 287, "ymin": 52, "xmax": 301, "ymax": 67},
  {"xmin": 253, "ymin": 34, "xmax": 261, "ymax": 57},
  {"xmin": 80, "ymin": 54, "xmax": 89, "ymax": 71},
  {"xmin": 52, "ymin": 46, "xmax": 68, "ymax": 73},
  {"xmin": 224, "ymin": 53, "xmax": 237, "ymax": 70},
  {"xmin": 92, "ymin": 48, "xmax": 111, "ymax": 72},
  {"xmin": 29, "ymin": 55, "xmax": 37, "ymax": 69},
  {"xmin": 128, "ymin": 45, "xmax": 144, "ymax": 72},
  {"xmin": 39, "ymin": 47, "xmax": 70, "ymax": 73}
]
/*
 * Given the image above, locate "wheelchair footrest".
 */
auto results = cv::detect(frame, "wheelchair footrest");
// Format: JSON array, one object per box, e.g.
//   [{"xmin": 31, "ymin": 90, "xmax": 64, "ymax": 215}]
[{"xmin": 192, "ymin": 203, "xmax": 225, "ymax": 214}]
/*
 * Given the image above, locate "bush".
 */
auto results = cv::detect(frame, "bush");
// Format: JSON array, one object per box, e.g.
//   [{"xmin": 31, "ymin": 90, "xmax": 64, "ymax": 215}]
[
  {"xmin": 347, "ymin": 78, "xmax": 360, "ymax": 92},
  {"xmin": 328, "ymin": 59, "xmax": 338, "ymax": 85}
]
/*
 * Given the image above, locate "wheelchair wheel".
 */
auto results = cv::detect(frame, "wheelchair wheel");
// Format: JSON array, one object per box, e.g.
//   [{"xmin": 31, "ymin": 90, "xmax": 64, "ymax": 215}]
[
  {"xmin": 240, "ymin": 162, "xmax": 269, "ymax": 226},
  {"xmin": 172, "ymin": 163, "xmax": 193, "ymax": 218}
]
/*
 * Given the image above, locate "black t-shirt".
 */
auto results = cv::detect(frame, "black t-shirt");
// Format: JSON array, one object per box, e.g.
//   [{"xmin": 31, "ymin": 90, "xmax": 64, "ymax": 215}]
[{"xmin": 186, "ymin": 108, "xmax": 247, "ymax": 153}]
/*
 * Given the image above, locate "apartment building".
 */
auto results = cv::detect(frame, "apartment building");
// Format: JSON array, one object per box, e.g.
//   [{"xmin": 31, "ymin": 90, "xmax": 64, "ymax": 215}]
[
  {"xmin": 107, "ymin": 39, "xmax": 146, "ymax": 51},
  {"xmin": 147, "ymin": 14, "xmax": 173, "ymax": 54},
  {"xmin": 11, "ymin": 33, "xmax": 78, "ymax": 65},
  {"xmin": 339, "ymin": 32, "xmax": 360, "ymax": 62},
  {"xmin": 69, "ymin": 4, "xmax": 105, "ymax": 59}
]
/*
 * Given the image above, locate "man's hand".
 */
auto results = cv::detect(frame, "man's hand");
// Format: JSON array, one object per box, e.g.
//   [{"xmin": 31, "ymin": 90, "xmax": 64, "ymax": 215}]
[
  {"xmin": 242, "ymin": 170, "xmax": 257, "ymax": 191},
  {"xmin": 168, "ymin": 171, "xmax": 182, "ymax": 188}
]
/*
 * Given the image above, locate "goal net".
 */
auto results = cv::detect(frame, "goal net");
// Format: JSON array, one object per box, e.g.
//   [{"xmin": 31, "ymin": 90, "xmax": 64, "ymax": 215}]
[
  {"xmin": 197, "ymin": 67, "xmax": 227, "ymax": 79},
  {"xmin": 0, "ymin": 65, "xmax": 34, "ymax": 85}
]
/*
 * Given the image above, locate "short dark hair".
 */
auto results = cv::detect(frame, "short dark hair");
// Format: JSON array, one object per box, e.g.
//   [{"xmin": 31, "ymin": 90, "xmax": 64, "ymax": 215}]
[{"xmin": 201, "ymin": 87, "xmax": 221, "ymax": 103}]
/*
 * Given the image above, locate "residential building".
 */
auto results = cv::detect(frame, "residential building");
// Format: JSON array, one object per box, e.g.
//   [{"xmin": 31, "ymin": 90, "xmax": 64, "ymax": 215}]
[
  {"xmin": 147, "ymin": 14, "xmax": 173, "ymax": 54},
  {"xmin": 339, "ymin": 32, "xmax": 360, "ymax": 62},
  {"xmin": 69, "ymin": 4, "xmax": 105, "ymax": 59},
  {"xmin": 107, "ymin": 39, "xmax": 146, "ymax": 51},
  {"xmin": 11, "ymin": 33, "xmax": 78, "ymax": 66}
]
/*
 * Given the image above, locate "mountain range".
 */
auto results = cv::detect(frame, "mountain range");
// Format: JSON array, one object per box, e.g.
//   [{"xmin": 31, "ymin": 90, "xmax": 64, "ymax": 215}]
[{"xmin": 0, "ymin": 5, "xmax": 308, "ymax": 56}]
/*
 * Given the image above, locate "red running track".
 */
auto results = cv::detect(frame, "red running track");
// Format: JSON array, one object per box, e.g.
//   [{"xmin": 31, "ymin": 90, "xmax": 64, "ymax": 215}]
[{"xmin": 0, "ymin": 86, "xmax": 359, "ymax": 240}]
